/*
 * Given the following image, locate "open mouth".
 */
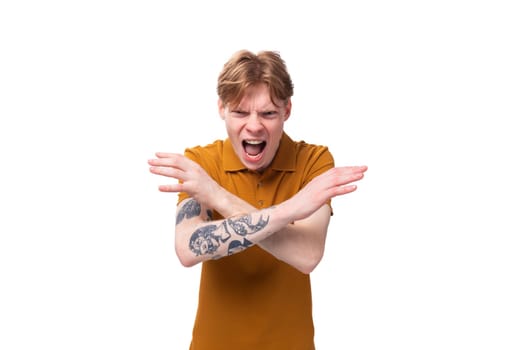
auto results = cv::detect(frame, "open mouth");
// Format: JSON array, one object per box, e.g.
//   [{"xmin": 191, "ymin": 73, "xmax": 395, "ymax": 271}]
[{"xmin": 243, "ymin": 140, "xmax": 266, "ymax": 157}]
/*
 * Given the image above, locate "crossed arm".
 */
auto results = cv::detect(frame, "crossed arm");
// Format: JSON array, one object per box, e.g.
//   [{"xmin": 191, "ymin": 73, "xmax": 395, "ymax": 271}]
[{"xmin": 148, "ymin": 152, "xmax": 367, "ymax": 274}]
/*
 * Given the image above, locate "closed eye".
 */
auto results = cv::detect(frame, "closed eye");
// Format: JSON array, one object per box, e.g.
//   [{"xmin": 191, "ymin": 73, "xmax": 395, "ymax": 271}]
[
  {"xmin": 231, "ymin": 110, "xmax": 248, "ymax": 117},
  {"xmin": 260, "ymin": 111, "xmax": 278, "ymax": 119}
]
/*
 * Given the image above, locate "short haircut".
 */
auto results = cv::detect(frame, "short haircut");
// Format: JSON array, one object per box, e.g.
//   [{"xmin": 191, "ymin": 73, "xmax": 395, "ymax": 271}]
[{"xmin": 217, "ymin": 50, "xmax": 294, "ymax": 108}]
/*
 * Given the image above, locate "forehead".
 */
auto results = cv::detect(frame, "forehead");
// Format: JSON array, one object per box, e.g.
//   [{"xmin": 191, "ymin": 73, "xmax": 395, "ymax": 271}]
[{"xmin": 235, "ymin": 84, "xmax": 285, "ymax": 110}]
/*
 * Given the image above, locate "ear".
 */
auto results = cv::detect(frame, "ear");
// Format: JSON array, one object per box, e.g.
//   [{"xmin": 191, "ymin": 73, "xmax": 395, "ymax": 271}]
[
  {"xmin": 283, "ymin": 99, "xmax": 292, "ymax": 121},
  {"xmin": 218, "ymin": 99, "xmax": 226, "ymax": 120}
]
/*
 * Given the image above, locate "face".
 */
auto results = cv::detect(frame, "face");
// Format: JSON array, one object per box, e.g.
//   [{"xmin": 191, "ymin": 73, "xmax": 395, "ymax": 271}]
[{"xmin": 219, "ymin": 84, "xmax": 291, "ymax": 172}]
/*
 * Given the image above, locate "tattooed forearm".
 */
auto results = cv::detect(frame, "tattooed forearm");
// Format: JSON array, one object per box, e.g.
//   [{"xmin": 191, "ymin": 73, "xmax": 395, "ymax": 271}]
[
  {"xmin": 188, "ymin": 212, "xmax": 270, "ymax": 258},
  {"xmin": 189, "ymin": 222, "xmax": 231, "ymax": 256},
  {"xmin": 176, "ymin": 199, "xmax": 201, "ymax": 224},
  {"xmin": 226, "ymin": 214, "xmax": 269, "ymax": 236}
]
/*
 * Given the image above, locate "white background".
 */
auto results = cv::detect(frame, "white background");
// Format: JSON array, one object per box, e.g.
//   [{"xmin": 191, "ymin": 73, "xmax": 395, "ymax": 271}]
[{"xmin": 1, "ymin": 1, "xmax": 524, "ymax": 349}]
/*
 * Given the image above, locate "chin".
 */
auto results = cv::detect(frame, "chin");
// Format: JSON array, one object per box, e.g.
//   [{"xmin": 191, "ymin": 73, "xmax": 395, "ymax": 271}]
[{"xmin": 243, "ymin": 160, "xmax": 267, "ymax": 172}]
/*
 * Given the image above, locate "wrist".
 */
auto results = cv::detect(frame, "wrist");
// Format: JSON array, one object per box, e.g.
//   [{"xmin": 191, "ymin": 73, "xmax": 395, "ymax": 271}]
[
  {"xmin": 213, "ymin": 186, "xmax": 248, "ymax": 218},
  {"xmin": 273, "ymin": 200, "xmax": 297, "ymax": 227}
]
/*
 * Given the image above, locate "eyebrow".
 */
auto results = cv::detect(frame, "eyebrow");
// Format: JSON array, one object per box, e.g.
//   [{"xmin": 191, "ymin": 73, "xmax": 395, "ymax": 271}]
[{"xmin": 232, "ymin": 104, "xmax": 279, "ymax": 111}]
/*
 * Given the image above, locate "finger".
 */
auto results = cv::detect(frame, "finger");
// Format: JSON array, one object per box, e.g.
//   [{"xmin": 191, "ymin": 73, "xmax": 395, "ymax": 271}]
[
  {"xmin": 332, "ymin": 185, "xmax": 357, "ymax": 197},
  {"xmin": 149, "ymin": 166, "xmax": 187, "ymax": 181},
  {"xmin": 148, "ymin": 156, "xmax": 197, "ymax": 172},
  {"xmin": 343, "ymin": 165, "xmax": 368, "ymax": 174},
  {"xmin": 152, "ymin": 153, "xmax": 198, "ymax": 170},
  {"xmin": 332, "ymin": 171, "xmax": 364, "ymax": 187},
  {"xmin": 155, "ymin": 152, "xmax": 182, "ymax": 158},
  {"xmin": 158, "ymin": 183, "xmax": 184, "ymax": 192},
  {"xmin": 148, "ymin": 158, "xmax": 184, "ymax": 168}
]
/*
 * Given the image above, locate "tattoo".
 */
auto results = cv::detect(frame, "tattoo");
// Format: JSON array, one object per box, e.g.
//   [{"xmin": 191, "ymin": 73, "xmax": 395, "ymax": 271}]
[
  {"xmin": 227, "ymin": 238, "xmax": 253, "ymax": 255},
  {"xmin": 176, "ymin": 199, "xmax": 201, "ymax": 224},
  {"xmin": 189, "ymin": 222, "xmax": 231, "ymax": 256},
  {"xmin": 188, "ymin": 212, "xmax": 270, "ymax": 257},
  {"xmin": 226, "ymin": 214, "xmax": 269, "ymax": 236}
]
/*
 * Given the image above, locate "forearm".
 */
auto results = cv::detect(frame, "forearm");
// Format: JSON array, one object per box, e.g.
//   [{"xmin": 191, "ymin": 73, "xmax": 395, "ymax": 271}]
[
  {"xmin": 150, "ymin": 152, "xmax": 367, "ymax": 270},
  {"xmin": 175, "ymin": 203, "xmax": 295, "ymax": 267},
  {"xmin": 257, "ymin": 204, "xmax": 331, "ymax": 274},
  {"xmin": 208, "ymin": 186, "xmax": 256, "ymax": 218},
  {"xmin": 199, "ymin": 187, "xmax": 331, "ymax": 274}
]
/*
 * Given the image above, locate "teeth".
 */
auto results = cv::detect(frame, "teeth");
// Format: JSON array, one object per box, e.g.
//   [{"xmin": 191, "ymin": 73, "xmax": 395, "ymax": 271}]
[{"xmin": 245, "ymin": 140, "xmax": 263, "ymax": 145}]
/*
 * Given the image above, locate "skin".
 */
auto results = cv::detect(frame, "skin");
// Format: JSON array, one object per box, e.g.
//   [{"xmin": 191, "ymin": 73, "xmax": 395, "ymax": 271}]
[
  {"xmin": 148, "ymin": 84, "xmax": 368, "ymax": 274},
  {"xmin": 218, "ymin": 83, "xmax": 291, "ymax": 172}
]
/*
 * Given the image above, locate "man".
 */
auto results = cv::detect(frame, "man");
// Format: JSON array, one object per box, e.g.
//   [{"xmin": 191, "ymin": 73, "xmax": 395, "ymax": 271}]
[{"xmin": 148, "ymin": 49, "xmax": 367, "ymax": 350}]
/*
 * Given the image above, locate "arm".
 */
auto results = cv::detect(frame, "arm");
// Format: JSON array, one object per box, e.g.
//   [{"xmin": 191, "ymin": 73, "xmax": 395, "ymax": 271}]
[
  {"xmin": 193, "ymin": 164, "xmax": 363, "ymax": 274},
  {"xmin": 148, "ymin": 152, "xmax": 367, "ymax": 273},
  {"xmin": 174, "ymin": 188, "xmax": 331, "ymax": 273},
  {"xmin": 258, "ymin": 204, "xmax": 331, "ymax": 274},
  {"xmin": 173, "ymin": 177, "xmax": 333, "ymax": 274},
  {"xmin": 174, "ymin": 198, "xmax": 294, "ymax": 268}
]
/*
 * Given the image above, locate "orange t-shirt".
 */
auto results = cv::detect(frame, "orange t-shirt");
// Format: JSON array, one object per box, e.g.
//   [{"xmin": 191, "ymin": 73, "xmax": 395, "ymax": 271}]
[{"xmin": 178, "ymin": 132, "xmax": 334, "ymax": 350}]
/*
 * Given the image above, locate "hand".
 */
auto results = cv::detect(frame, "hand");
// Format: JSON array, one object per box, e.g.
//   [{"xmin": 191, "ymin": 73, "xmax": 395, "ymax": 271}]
[
  {"xmin": 283, "ymin": 165, "xmax": 368, "ymax": 221},
  {"xmin": 148, "ymin": 152, "xmax": 221, "ymax": 204}
]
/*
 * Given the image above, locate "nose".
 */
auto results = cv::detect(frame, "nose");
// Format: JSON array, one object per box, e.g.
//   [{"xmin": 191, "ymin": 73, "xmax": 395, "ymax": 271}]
[{"xmin": 245, "ymin": 112, "xmax": 263, "ymax": 133}]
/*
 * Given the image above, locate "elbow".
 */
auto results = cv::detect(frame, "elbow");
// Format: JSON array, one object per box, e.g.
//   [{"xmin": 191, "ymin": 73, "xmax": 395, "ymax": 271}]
[
  {"xmin": 175, "ymin": 242, "xmax": 199, "ymax": 268},
  {"xmin": 296, "ymin": 250, "xmax": 324, "ymax": 275},
  {"xmin": 297, "ymin": 265, "xmax": 315, "ymax": 275},
  {"xmin": 178, "ymin": 256, "xmax": 196, "ymax": 268}
]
